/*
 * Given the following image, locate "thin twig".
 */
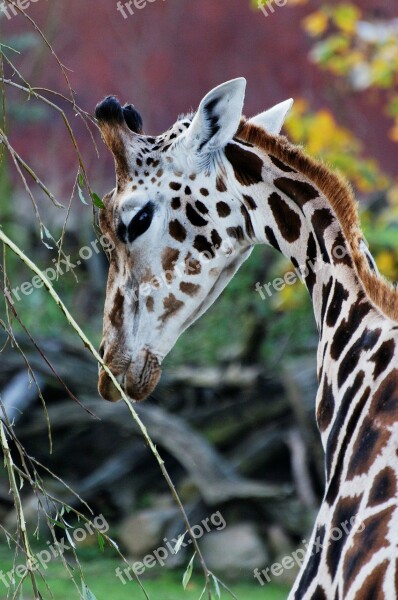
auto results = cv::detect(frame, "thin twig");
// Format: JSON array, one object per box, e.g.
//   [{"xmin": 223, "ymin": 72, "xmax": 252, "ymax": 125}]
[
  {"xmin": 0, "ymin": 228, "xmax": 213, "ymax": 598},
  {"xmin": 4, "ymin": 0, "xmax": 76, "ymax": 104},
  {"xmin": 0, "ymin": 78, "xmax": 94, "ymax": 197},
  {"xmin": 0, "ymin": 421, "xmax": 42, "ymax": 599},
  {"xmin": 0, "ymin": 131, "xmax": 64, "ymax": 208},
  {"xmin": 0, "ymin": 276, "xmax": 97, "ymax": 418}
]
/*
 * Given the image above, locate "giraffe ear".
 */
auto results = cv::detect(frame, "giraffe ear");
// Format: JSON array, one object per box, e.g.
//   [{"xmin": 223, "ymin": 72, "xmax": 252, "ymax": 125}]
[
  {"xmin": 248, "ymin": 99, "xmax": 293, "ymax": 134},
  {"xmin": 185, "ymin": 78, "xmax": 246, "ymax": 153}
]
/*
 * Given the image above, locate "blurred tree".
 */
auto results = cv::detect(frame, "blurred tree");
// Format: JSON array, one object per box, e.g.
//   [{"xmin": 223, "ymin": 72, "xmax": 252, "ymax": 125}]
[
  {"xmin": 302, "ymin": 3, "xmax": 398, "ymax": 141},
  {"xmin": 250, "ymin": 0, "xmax": 398, "ymax": 314}
]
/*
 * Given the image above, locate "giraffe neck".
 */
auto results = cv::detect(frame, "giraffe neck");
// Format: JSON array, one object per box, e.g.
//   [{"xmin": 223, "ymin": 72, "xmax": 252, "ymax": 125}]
[
  {"xmin": 232, "ymin": 128, "xmax": 398, "ymax": 599},
  {"xmin": 242, "ymin": 143, "xmax": 389, "ymax": 452},
  {"xmin": 235, "ymin": 120, "xmax": 398, "ymax": 321},
  {"xmin": 240, "ymin": 146, "xmax": 366, "ymax": 336}
]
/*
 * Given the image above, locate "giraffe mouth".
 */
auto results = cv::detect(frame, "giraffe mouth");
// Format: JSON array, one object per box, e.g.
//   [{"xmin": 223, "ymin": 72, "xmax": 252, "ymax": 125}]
[{"xmin": 98, "ymin": 349, "xmax": 162, "ymax": 402}]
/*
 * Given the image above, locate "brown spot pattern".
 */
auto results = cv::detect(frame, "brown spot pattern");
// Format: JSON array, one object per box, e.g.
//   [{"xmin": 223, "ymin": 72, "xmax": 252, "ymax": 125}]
[
  {"xmin": 332, "ymin": 231, "xmax": 353, "ymax": 267},
  {"xmin": 264, "ymin": 226, "xmax": 281, "ymax": 252},
  {"xmin": 368, "ymin": 467, "xmax": 397, "ymax": 507},
  {"xmin": 311, "ymin": 586, "xmax": 327, "ymax": 600},
  {"xmin": 224, "ymin": 143, "xmax": 263, "ymax": 186},
  {"xmin": 243, "ymin": 194, "xmax": 257, "ymax": 210},
  {"xmin": 326, "ymin": 494, "xmax": 363, "ymax": 578},
  {"xmin": 195, "ymin": 200, "xmax": 208, "ymax": 214},
  {"xmin": 216, "ymin": 176, "xmax": 227, "ymax": 192},
  {"xmin": 240, "ymin": 204, "xmax": 255, "ymax": 238},
  {"xmin": 353, "ymin": 561, "xmax": 389, "ymax": 600},
  {"xmin": 159, "ymin": 293, "xmax": 184, "ymax": 323},
  {"xmin": 109, "ymin": 288, "xmax": 124, "ymax": 327},
  {"xmin": 186, "ymin": 203, "xmax": 208, "ymax": 226},
  {"xmin": 141, "ymin": 267, "xmax": 155, "ymax": 283},
  {"xmin": 317, "ymin": 377, "xmax": 335, "ymax": 432},
  {"xmin": 216, "ymin": 201, "xmax": 231, "ymax": 217},
  {"xmin": 146, "ymin": 296, "xmax": 154, "ymax": 312},
  {"xmin": 370, "ymin": 339, "xmax": 396, "ymax": 380},
  {"xmin": 226, "ymin": 226, "xmax": 244, "ymax": 241},
  {"xmin": 161, "ymin": 247, "xmax": 180, "ymax": 272},
  {"xmin": 269, "ymin": 154, "xmax": 297, "ymax": 173},
  {"xmin": 169, "ymin": 219, "xmax": 187, "ymax": 242},
  {"xmin": 344, "ymin": 507, "xmax": 394, "ymax": 595},
  {"xmin": 211, "ymin": 229, "xmax": 222, "ymax": 249},
  {"xmin": 193, "ymin": 235, "xmax": 216, "ymax": 258},
  {"xmin": 347, "ymin": 370, "xmax": 398, "ymax": 479},
  {"xmin": 275, "ymin": 177, "xmax": 319, "ymax": 208},
  {"xmin": 180, "ymin": 281, "xmax": 200, "ymax": 296},
  {"xmin": 184, "ymin": 252, "xmax": 201, "ymax": 275},
  {"xmin": 268, "ymin": 191, "xmax": 302, "ymax": 243}
]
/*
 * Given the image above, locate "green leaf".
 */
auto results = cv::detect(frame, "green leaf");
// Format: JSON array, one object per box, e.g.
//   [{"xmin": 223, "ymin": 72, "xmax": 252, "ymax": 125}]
[
  {"xmin": 198, "ymin": 586, "xmax": 207, "ymax": 600},
  {"xmin": 47, "ymin": 516, "xmax": 66, "ymax": 530},
  {"xmin": 174, "ymin": 532, "xmax": 187, "ymax": 554},
  {"xmin": 81, "ymin": 581, "xmax": 98, "ymax": 600},
  {"xmin": 40, "ymin": 225, "xmax": 54, "ymax": 250},
  {"xmin": 65, "ymin": 528, "xmax": 76, "ymax": 549},
  {"xmin": 212, "ymin": 575, "xmax": 221, "ymax": 599},
  {"xmin": 182, "ymin": 552, "xmax": 196, "ymax": 590},
  {"xmin": 91, "ymin": 192, "xmax": 105, "ymax": 209},
  {"xmin": 78, "ymin": 172, "xmax": 85, "ymax": 189},
  {"xmin": 97, "ymin": 532, "xmax": 105, "ymax": 552},
  {"xmin": 107, "ymin": 536, "xmax": 119, "ymax": 551},
  {"xmin": 77, "ymin": 184, "xmax": 89, "ymax": 205}
]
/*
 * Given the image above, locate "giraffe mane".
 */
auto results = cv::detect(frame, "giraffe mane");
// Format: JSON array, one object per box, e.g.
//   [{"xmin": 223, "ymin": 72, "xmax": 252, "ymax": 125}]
[{"xmin": 236, "ymin": 119, "xmax": 398, "ymax": 324}]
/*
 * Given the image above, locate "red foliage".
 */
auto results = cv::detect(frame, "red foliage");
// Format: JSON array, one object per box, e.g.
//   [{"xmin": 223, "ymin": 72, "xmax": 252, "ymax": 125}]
[{"xmin": 4, "ymin": 0, "xmax": 397, "ymax": 197}]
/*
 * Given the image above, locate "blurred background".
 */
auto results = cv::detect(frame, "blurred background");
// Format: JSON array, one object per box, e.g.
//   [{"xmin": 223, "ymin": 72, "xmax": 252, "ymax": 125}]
[{"xmin": 0, "ymin": 0, "xmax": 397, "ymax": 598}]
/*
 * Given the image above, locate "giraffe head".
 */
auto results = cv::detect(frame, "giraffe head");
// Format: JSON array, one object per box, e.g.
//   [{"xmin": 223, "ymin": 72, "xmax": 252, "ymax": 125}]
[{"xmin": 96, "ymin": 79, "xmax": 292, "ymax": 401}]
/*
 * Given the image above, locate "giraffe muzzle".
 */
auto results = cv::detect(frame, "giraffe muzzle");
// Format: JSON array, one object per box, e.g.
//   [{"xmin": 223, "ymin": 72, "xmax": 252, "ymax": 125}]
[{"xmin": 98, "ymin": 349, "xmax": 162, "ymax": 402}]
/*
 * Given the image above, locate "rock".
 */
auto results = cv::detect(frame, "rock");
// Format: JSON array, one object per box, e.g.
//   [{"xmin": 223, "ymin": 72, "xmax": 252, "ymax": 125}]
[
  {"xmin": 266, "ymin": 524, "xmax": 300, "ymax": 585},
  {"xmin": 201, "ymin": 523, "xmax": 268, "ymax": 575},
  {"xmin": 119, "ymin": 508, "xmax": 178, "ymax": 557},
  {"xmin": 267, "ymin": 524, "xmax": 294, "ymax": 558}
]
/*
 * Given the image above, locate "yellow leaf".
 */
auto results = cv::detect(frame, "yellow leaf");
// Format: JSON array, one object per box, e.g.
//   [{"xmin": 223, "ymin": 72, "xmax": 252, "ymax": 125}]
[
  {"xmin": 332, "ymin": 4, "xmax": 361, "ymax": 35},
  {"xmin": 376, "ymin": 251, "xmax": 398, "ymax": 280},
  {"xmin": 389, "ymin": 122, "xmax": 398, "ymax": 142},
  {"xmin": 303, "ymin": 11, "xmax": 329, "ymax": 37},
  {"xmin": 306, "ymin": 110, "xmax": 336, "ymax": 154},
  {"xmin": 387, "ymin": 184, "xmax": 398, "ymax": 206}
]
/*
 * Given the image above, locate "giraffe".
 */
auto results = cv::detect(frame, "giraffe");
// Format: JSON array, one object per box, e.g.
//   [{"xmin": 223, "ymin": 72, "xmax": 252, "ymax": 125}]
[{"xmin": 95, "ymin": 79, "xmax": 398, "ymax": 599}]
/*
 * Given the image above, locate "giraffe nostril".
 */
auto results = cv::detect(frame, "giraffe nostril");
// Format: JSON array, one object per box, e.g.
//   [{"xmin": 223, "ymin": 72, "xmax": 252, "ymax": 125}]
[{"xmin": 98, "ymin": 344, "xmax": 105, "ymax": 359}]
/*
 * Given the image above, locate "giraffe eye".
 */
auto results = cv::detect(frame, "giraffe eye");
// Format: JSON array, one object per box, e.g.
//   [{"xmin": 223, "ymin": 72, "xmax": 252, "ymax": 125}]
[{"xmin": 118, "ymin": 202, "xmax": 154, "ymax": 244}]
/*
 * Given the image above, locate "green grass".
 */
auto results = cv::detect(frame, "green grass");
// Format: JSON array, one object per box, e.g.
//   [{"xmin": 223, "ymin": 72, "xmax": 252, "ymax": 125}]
[{"xmin": 0, "ymin": 547, "xmax": 289, "ymax": 599}]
